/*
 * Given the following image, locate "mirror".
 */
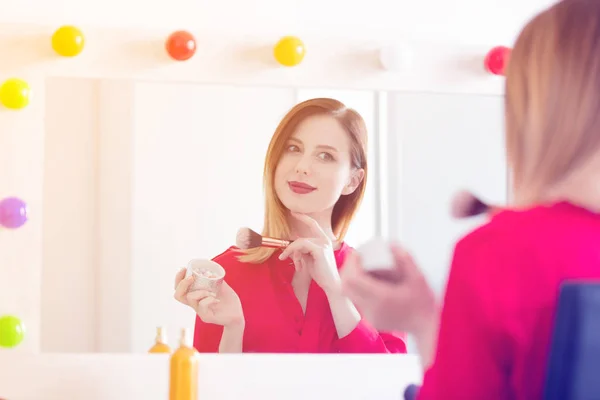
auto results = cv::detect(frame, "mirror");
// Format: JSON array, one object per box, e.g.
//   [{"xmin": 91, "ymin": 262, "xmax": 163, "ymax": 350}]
[{"xmin": 40, "ymin": 77, "xmax": 506, "ymax": 353}]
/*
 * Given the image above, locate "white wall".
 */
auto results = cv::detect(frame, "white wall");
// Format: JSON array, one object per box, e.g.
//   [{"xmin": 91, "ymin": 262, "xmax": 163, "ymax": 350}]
[
  {"xmin": 0, "ymin": 77, "xmax": 45, "ymax": 353},
  {"xmin": 0, "ymin": 0, "xmax": 554, "ymax": 46},
  {"xmin": 41, "ymin": 78, "xmax": 99, "ymax": 352},
  {"xmin": 387, "ymin": 93, "xmax": 506, "ymax": 295}
]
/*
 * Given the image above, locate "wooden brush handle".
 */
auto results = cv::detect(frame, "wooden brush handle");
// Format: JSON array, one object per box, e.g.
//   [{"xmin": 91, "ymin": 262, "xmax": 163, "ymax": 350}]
[
  {"xmin": 261, "ymin": 237, "xmax": 291, "ymax": 248},
  {"xmin": 488, "ymin": 205, "xmax": 503, "ymax": 217}
]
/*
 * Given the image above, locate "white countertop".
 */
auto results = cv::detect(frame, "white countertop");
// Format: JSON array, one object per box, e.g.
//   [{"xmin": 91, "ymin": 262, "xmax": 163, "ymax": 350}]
[{"xmin": 0, "ymin": 353, "xmax": 423, "ymax": 400}]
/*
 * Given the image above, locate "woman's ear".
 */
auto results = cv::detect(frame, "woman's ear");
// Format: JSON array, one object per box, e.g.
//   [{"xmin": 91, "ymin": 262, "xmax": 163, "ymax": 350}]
[{"xmin": 342, "ymin": 169, "xmax": 365, "ymax": 195}]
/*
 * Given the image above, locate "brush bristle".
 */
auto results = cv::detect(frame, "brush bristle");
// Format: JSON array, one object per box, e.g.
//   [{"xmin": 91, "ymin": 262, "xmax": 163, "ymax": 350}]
[
  {"xmin": 450, "ymin": 190, "xmax": 489, "ymax": 218},
  {"xmin": 236, "ymin": 227, "xmax": 263, "ymax": 249}
]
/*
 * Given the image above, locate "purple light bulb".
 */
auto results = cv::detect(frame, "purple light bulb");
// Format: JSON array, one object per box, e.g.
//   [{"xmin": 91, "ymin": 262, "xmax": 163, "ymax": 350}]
[{"xmin": 0, "ymin": 196, "xmax": 28, "ymax": 229}]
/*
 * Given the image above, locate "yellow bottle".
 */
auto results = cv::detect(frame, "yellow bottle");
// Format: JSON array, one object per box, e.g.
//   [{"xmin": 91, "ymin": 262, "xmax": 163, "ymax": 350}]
[
  {"xmin": 169, "ymin": 328, "xmax": 199, "ymax": 400},
  {"xmin": 148, "ymin": 326, "xmax": 172, "ymax": 353}
]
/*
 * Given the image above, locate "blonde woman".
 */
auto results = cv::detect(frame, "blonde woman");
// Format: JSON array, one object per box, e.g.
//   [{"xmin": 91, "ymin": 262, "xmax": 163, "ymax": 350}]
[
  {"xmin": 341, "ymin": 0, "xmax": 600, "ymax": 398},
  {"xmin": 174, "ymin": 98, "xmax": 407, "ymax": 353}
]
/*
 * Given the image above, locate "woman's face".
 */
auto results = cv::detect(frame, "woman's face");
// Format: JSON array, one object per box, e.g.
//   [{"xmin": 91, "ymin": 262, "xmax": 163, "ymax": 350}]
[{"xmin": 274, "ymin": 114, "xmax": 364, "ymax": 215}]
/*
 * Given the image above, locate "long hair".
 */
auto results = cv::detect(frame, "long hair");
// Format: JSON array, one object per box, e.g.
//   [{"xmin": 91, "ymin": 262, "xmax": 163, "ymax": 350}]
[
  {"xmin": 238, "ymin": 98, "xmax": 368, "ymax": 264},
  {"xmin": 505, "ymin": 0, "xmax": 600, "ymax": 207}
]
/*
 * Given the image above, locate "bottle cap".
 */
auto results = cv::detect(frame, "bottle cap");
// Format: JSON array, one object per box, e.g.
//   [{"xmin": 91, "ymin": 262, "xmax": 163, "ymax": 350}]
[
  {"xmin": 179, "ymin": 328, "xmax": 190, "ymax": 346},
  {"xmin": 155, "ymin": 326, "xmax": 166, "ymax": 343}
]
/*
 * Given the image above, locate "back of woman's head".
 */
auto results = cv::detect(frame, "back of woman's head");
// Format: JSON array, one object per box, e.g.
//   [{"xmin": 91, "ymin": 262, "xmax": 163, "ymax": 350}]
[{"xmin": 506, "ymin": 0, "xmax": 600, "ymax": 207}]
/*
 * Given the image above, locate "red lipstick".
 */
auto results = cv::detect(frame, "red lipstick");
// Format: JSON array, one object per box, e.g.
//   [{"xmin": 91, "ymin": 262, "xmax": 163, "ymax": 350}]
[{"xmin": 288, "ymin": 181, "xmax": 316, "ymax": 194}]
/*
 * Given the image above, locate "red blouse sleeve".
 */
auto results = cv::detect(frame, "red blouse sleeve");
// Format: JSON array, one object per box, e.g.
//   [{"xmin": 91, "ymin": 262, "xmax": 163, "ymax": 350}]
[
  {"xmin": 333, "ymin": 244, "xmax": 408, "ymax": 353},
  {"xmin": 193, "ymin": 315, "xmax": 223, "ymax": 352},
  {"xmin": 334, "ymin": 319, "xmax": 407, "ymax": 353},
  {"xmin": 417, "ymin": 226, "xmax": 517, "ymax": 400}
]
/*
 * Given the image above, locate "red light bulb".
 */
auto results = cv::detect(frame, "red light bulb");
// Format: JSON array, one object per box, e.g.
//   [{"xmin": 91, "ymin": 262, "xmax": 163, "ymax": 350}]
[
  {"xmin": 165, "ymin": 30, "xmax": 196, "ymax": 61},
  {"xmin": 484, "ymin": 46, "xmax": 511, "ymax": 76}
]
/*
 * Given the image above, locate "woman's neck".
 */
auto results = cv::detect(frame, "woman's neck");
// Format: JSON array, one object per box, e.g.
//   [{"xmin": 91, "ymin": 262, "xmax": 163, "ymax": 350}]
[
  {"xmin": 536, "ymin": 153, "xmax": 600, "ymax": 213},
  {"xmin": 288, "ymin": 210, "xmax": 338, "ymax": 243}
]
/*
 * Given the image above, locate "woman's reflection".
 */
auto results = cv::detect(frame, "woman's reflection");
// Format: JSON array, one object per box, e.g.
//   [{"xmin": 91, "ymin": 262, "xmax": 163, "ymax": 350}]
[{"xmin": 174, "ymin": 98, "xmax": 407, "ymax": 353}]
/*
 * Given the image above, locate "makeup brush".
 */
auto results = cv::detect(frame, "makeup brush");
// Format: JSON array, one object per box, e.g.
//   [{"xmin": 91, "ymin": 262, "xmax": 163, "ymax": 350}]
[
  {"xmin": 450, "ymin": 190, "xmax": 502, "ymax": 219},
  {"xmin": 235, "ymin": 227, "xmax": 291, "ymax": 250}
]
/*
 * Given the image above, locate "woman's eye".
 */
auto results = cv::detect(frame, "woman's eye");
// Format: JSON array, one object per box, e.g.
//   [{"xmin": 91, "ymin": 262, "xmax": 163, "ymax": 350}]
[
  {"xmin": 318, "ymin": 152, "xmax": 334, "ymax": 161},
  {"xmin": 287, "ymin": 144, "xmax": 300, "ymax": 152}
]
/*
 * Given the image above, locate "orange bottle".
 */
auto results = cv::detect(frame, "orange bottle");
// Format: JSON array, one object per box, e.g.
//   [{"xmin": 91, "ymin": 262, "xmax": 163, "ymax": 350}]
[
  {"xmin": 169, "ymin": 328, "xmax": 199, "ymax": 400},
  {"xmin": 148, "ymin": 326, "xmax": 171, "ymax": 354}
]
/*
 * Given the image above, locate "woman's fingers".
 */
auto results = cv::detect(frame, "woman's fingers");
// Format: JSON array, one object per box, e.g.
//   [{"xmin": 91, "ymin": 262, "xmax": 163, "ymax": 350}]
[
  {"xmin": 389, "ymin": 244, "xmax": 420, "ymax": 278},
  {"xmin": 174, "ymin": 275, "xmax": 194, "ymax": 304},
  {"xmin": 195, "ymin": 296, "xmax": 220, "ymax": 320},
  {"xmin": 292, "ymin": 253, "xmax": 303, "ymax": 271},
  {"xmin": 300, "ymin": 256, "xmax": 308, "ymax": 271},
  {"xmin": 343, "ymin": 266, "xmax": 393, "ymax": 300},
  {"xmin": 186, "ymin": 289, "xmax": 217, "ymax": 302},
  {"xmin": 341, "ymin": 250, "xmax": 404, "ymax": 302},
  {"xmin": 174, "ymin": 267, "xmax": 187, "ymax": 290},
  {"xmin": 279, "ymin": 238, "xmax": 316, "ymax": 260}
]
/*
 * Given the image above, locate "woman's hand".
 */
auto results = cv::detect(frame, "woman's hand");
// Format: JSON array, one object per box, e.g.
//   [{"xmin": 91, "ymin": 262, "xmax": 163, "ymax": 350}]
[
  {"xmin": 339, "ymin": 244, "xmax": 438, "ymax": 334},
  {"xmin": 278, "ymin": 212, "xmax": 341, "ymax": 295},
  {"xmin": 173, "ymin": 268, "xmax": 245, "ymax": 328},
  {"xmin": 340, "ymin": 244, "xmax": 440, "ymax": 366}
]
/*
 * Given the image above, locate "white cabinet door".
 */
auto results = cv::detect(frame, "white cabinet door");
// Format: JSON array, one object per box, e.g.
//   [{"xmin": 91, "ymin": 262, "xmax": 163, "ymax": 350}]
[{"xmin": 386, "ymin": 92, "xmax": 507, "ymax": 295}]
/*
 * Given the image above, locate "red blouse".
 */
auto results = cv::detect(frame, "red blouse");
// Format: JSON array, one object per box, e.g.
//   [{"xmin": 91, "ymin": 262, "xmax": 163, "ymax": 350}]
[
  {"xmin": 193, "ymin": 242, "xmax": 407, "ymax": 353},
  {"xmin": 418, "ymin": 202, "xmax": 600, "ymax": 400}
]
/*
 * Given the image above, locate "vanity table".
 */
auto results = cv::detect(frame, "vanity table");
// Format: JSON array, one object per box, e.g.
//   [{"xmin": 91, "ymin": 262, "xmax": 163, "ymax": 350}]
[{"xmin": 0, "ymin": 353, "xmax": 423, "ymax": 399}]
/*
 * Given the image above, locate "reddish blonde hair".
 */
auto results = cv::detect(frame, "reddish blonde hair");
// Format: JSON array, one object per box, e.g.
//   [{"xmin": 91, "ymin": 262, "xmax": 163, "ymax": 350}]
[
  {"xmin": 505, "ymin": 0, "xmax": 600, "ymax": 206},
  {"xmin": 238, "ymin": 98, "xmax": 368, "ymax": 263}
]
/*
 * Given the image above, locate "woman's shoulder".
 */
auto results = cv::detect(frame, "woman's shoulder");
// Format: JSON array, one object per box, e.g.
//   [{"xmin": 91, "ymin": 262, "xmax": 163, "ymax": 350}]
[
  {"xmin": 455, "ymin": 207, "xmax": 533, "ymax": 254},
  {"xmin": 211, "ymin": 246, "xmax": 246, "ymax": 269},
  {"xmin": 454, "ymin": 201, "xmax": 589, "ymax": 259},
  {"xmin": 211, "ymin": 246, "xmax": 271, "ymax": 270},
  {"xmin": 334, "ymin": 241, "xmax": 353, "ymax": 266}
]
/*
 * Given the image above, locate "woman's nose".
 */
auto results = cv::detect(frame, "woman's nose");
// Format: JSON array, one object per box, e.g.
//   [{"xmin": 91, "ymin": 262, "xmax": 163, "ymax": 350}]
[{"xmin": 295, "ymin": 157, "xmax": 311, "ymax": 175}]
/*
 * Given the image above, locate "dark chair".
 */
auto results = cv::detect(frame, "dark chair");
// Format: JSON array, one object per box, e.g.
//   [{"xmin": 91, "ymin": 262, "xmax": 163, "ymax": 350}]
[
  {"xmin": 543, "ymin": 281, "xmax": 600, "ymax": 400},
  {"xmin": 404, "ymin": 282, "xmax": 600, "ymax": 400},
  {"xmin": 404, "ymin": 383, "xmax": 420, "ymax": 399}
]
